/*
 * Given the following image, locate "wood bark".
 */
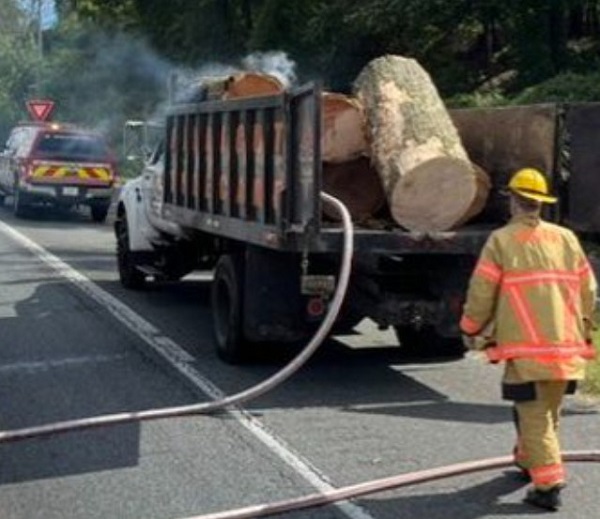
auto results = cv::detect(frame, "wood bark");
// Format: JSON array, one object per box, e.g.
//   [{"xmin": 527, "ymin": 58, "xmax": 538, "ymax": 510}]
[{"xmin": 353, "ymin": 55, "xmax": 490, "ymax": 231}]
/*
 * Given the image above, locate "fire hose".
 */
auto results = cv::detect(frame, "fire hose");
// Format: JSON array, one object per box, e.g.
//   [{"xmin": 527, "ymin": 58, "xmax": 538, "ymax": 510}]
[
  {"xmin": 0, "ymin": 191, "xmax": 353, "ymax": 443},
  {"xmin": 185, "ymin": 451, "xmax": 600, "ymax": 519},
  {"xmin": 2, "ymin": 193, "xmax": 600, "ymax": 519}
]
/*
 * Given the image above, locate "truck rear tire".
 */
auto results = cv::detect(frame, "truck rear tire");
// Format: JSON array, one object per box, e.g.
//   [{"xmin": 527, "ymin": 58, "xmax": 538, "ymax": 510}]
[
  {"xmin": 116, "ymin": 211, "xmax": 146, "ymax": 289},
  {"xmin": 394, "ymin": 326, "xmax": 465, "ymax": 359},
  {"xmin": 212, "ymin": 253, "xmax": 249, "ymax": 364}
]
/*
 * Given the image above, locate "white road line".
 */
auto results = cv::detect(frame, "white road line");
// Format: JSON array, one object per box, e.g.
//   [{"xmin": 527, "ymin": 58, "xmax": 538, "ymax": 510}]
[{"xmin": 0, "ymin": 220, "xmax": 375, "ymax": 519}]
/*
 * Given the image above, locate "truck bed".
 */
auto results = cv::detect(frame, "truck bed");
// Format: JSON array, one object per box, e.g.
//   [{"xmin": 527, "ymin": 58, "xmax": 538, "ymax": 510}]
[
  {"xmin": 162, "ymin": 85, "xmax": 600, "ymax": 255},
  {"xmin": 161, "ymin": 83, "xmax": 502, "ymax": 256}
]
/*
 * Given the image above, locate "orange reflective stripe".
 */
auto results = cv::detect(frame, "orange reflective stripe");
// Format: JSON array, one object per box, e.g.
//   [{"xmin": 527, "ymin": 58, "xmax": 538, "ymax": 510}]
[
  {"xmin": 506, "ymin": 286, "xmax": 541, "ymax": 343},
  {"xmin": 530, "ymin": 463, "xmax": 565, "ymax": 487},
  {"xmin": 577, "ymin": 259, "xmax": 593, "ymax": 279},
  {"xmin": 485, "ymin": 341, "xmax": 595, "ymax": 362},
  {"xmin": 474, "ymin": 260, "xmax": 502, "ymax": 284},
  {"xmin": 460, "ymin": 315, "xmax": 481, "ymax": 335},
  {"xmin": 503, "ymin": 270, "xmax": 579, "ymax": 287}
]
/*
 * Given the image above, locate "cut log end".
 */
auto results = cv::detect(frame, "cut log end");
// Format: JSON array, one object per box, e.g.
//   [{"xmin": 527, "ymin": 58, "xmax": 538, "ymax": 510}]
[
  {"xmin": 452, "ymin": 163, "xmax": 492, "ymax": 227},
  {"xmin": 390, "ymin": 157, "xmax": 490, "ymax": 231},
  {"xmin": 224, "ymin": 72, "xmax": 284, "ymax": 99},
  {"xmin": 322, "ymin": 93, "xmax": 368, "ymax": 163}
]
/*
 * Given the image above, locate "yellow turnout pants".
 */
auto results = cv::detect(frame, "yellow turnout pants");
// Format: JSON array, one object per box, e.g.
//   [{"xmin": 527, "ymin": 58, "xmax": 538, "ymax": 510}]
[{"xmin": 513, "ymin": 381, "xmax": 568, "ymax": 490}]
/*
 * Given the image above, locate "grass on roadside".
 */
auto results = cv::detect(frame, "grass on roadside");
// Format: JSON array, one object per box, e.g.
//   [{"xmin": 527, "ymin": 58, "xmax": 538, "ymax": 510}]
[{"xmin": 582, "ymin": 325, "xmax": 600, "ymax": 396}]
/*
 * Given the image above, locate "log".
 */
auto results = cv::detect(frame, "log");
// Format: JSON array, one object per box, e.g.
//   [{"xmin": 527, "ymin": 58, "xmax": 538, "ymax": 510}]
[
  {"xmin": 453, "ymin": 163, "xmax": 492, "ymax": 227},
  {"xmin": 322, "ymin": 156, "xmax": 385, "ymax": 222},
  {"xmin": 223, "ymin": 72, "xmax": 284, "ymax": 99},
  {"xmin": 353, "ymin": 55, "xmax": 490, "ymax": 231},
  {"xmin": 322, "ymin": 92, "xmax": 369, "ymax": 163},
  {"xmin": 320, "ymin": 93, "xmax": 382, "ymax": 222},
  {"xmin": 199, "ymin": 72, "xmax": 284, "ymax": 101}
]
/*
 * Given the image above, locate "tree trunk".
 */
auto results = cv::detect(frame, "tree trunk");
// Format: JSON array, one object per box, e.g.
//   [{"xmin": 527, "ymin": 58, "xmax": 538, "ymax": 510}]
[
  {"xmin": 353, "ymin": 55, "xmax": 490, "ymax": 231},
  {"xmin": 322, "ymin": 92, "xmax": 368, "ymax": 163},
  {"xmin": 320, "ymin": 93, "xmax": 382, "ymax": 221},
  {"xmin": 322, "ymin": 157, "xmax": 385, "ymax": 222},
  {"xmin": 223, "ymin": 72, "xmax": 284, "ymax": 99},
  {"xmin": 199, "ymin": 72, "xmax": 284, "ymax": 101},
  {"xmin": 453, "ymin": 163, "xmax": 492, "ymax": 226}
]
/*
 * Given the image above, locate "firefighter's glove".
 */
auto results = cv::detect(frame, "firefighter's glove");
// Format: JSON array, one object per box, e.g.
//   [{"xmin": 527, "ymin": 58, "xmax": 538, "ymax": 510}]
[
  {"xmin": 480, "ymin": 338, "xmax": 499, "ymax": 364},
  {"xmin": 462, "ymin": 334, "xmax": 476, "ymax": 351}
]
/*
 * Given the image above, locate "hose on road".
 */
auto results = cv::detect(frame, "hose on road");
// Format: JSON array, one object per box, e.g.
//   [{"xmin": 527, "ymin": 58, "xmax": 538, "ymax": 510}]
[
  {"xmin": 184, "ymin": 451, "xmax": 600, "ymax": 519},
  {"xmin": 0, "ymin": 192, "xmax": 354, "ymax": 443},
  {"xmin": 2, "ymin": 195, "xmax": 599, "ymax": 519}
]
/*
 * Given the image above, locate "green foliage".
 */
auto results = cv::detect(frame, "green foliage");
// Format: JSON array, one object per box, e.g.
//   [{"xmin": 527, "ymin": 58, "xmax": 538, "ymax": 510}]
[
  {"xmin": 0, "ymin": 1, "xmax": 41, "ymax": 139},
  {"xmin": 583, "ymin": 320, "xmax": 600, "ymax": 395},
  {"xmin": 512, "ymin": 72, "xmax": 600, "ymax": 104},
  {"xmin": 446, "ymin": 90, "xmax": 510, "ymax": 109},
  {"xmin": 7, "ymin": 0, "xmax": 600, "ymax": 171},
  {"xmin": 48, "ymin": 0, "xmax": 600, "ymax": 97}
]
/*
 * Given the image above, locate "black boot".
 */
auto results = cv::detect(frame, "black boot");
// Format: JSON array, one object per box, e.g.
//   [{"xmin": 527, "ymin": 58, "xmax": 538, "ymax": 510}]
[
  {"xmin": 524, "ymin": 486, "xmax": 563, "ymax": 511},
  {"xmin": 514, "ymin": 465, "xmax": 531, "ymax": 482}
]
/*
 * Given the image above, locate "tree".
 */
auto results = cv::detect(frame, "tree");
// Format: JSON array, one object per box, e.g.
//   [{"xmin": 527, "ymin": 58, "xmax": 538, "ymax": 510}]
[{"xmin": 0, "ymin": 0, "xmax": 43, "ymax": 140}]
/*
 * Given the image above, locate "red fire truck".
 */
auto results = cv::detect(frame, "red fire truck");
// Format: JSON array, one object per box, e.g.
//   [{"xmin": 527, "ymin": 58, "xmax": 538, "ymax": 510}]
[{"xmin": 0, "ymin": 101, "xmax": 119, "ymax": 222}]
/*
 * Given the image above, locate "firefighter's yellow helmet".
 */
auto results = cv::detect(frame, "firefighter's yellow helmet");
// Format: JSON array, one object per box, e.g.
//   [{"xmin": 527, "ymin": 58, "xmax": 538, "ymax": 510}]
[{"xmin": 508, "ymin": 168, "xmax": 557, "ymax": 204}]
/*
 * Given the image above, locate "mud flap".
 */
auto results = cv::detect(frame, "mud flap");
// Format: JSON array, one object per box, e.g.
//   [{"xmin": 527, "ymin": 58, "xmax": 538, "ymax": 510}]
[{"xmin": 243, "ymin": 246, "xmax": 309, "ymax": 343}]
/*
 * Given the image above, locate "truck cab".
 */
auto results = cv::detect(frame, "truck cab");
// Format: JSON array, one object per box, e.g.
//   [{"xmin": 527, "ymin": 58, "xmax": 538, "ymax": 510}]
[{"xmin": 0, "ymin": 121, "xmax": 119, "ymax": 221}]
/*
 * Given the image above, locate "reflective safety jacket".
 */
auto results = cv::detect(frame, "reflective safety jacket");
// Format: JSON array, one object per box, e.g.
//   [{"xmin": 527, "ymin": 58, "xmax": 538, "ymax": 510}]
[{"xmin": 460, "ymin": 214, "xmax": 597, "ymax": 381}]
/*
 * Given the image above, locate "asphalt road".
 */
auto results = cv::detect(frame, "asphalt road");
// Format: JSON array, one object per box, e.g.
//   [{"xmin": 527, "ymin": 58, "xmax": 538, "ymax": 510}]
[{"xmin": 0, "ymin": 203, "xmax": 599, "ymax": 519}]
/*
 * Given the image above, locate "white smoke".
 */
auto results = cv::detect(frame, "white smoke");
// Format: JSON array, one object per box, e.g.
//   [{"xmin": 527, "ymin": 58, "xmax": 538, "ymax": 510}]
[
  {"xmin": 241, "ymin": 51, "xmax": 297, "ymax": 88},
  {"xmin": 170, "ymin": 51, "xmax": 298, "ymax": 105}
]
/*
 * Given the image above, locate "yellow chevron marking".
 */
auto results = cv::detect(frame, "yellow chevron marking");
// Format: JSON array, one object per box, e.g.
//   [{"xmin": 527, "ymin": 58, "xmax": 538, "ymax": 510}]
[
  {"xmin": 32, "ymin": 166, "xmax": 52, "ymax": 177},
  {"xmin": 31, "ymin": 165, "xmax": 112, "ymax": 181},
  {"xmin": 92, "ymin": 168, "xmax": 111, "ymax": 180}
]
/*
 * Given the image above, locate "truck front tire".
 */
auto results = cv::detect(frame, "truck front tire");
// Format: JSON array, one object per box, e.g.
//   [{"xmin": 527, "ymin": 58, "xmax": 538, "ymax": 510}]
[
  {"xmin": 212, "ymin": 254, "xmax": 248, "ymax": 364},
  {"xmin": 116, "ymin": 211, "xmax": 146, "ymax": 289},
  {"xmin": 12, "ymin": 187, "xmax": 28, "ymax": 218}
]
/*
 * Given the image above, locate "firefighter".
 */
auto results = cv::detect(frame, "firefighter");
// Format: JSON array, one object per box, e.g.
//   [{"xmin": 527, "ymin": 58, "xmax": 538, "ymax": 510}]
[{"xmin": 460, "ymin": 167, "xmax": 597, "ymax": 511}]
